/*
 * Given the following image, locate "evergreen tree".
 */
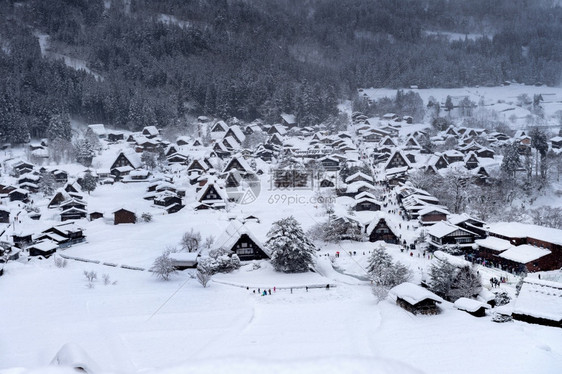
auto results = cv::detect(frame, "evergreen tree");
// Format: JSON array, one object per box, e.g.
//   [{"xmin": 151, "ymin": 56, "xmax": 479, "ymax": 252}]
[
  {"xmin": 74, "ymin": 138, "xmax": 96, "ymax": 167},
  {"xmin": 501, "ymin": 142, "xmax": 522, "ymax": 179},
  {"xmin": 445, "ymin": 95, "xmax": 454, "ymax": 114},
  {"xmin": 266, "ymin": 216, "xmax": 316, "ymax": 273},
  {"xmin": 79, "ymin": 172, "xmax": 97, "ymax": 195},
  {"xmin": 367, "ymin": 244, "xmax": 393, "ymax": 279},
  {"xmin": 38, "ymin": 172, "xmax": 57, "ymax": 197},
  {"xmin": 429, "ymin": 257, "xmax": 482, "ymax": 301},
  {"xmin": 368, "ymin": 244, "xmax": 410, "ymax": 288},
  {"xmin": 46, "ymin": 113, "xmax": 72, "ymax": 141}
]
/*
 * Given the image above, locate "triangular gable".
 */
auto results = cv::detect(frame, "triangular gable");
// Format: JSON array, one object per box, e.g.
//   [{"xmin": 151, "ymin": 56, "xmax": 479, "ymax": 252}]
[{"xmin": 384, "ymin": 150, "xmax": 411, "ymax": 170}]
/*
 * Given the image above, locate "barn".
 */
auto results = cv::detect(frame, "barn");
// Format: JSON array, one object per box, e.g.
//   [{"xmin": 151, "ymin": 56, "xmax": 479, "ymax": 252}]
[
  {"xmin": 389, "ymin": 282, "xmax": 443, "ymax": 315},
  {"xmin": 113, "ymin": 208, "xmax": 137, "ymax": 225}
]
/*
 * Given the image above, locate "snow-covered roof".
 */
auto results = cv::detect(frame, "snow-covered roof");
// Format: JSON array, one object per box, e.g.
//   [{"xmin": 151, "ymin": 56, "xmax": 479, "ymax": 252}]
[
  {"xmin": 427, "ymin": 221, "xmax": 476, "ymax": 239},
  {"xmin": 474, "ymin": 236, "xmax": 511, "ymax": 252},
  {"xmin": 87, "ymin": 124, "xmax": 106, "ymax": 136},
  {"xmin": 345, "ymin": 172, "xmax": 374, "ymax": 184},
  {"xmin": 214, "ymin": 219, "xmax": 270, "ymax": 257},
  {"xmin": 389, "ymin": 282, "xmax": 443, "ymax": 305},
  {"xmin": 417, "ymin": 206, "xmax": 450, "ymax": 216},
  {"xmin": 29, "ymin": 239, "xmax": 58, "ymax": 252},
  {"xmin": 281, "ymin": 113, "xmax": 296, "ymax": 125},
  {"xmin": 142, "ymin": 126, "xmax": 159, "ymax": 136},
  {"xmin": 487, "ymin": 222, "xmax": 562, "ymax": 245},
  {"xmin": 345, "ymin": 181, "xmax": 376, "ymax": 194},
  {"xmin": 454, "ymin": 297, "xmax": 490, "ymax": 313},
  {"xmin": 433, "ymin": 251, "xmax": 472, "ymax": 268},
  {"xmin": 498, "ymin": 244, "xmax": 551, "ymax": 264},
  {"xmin": 50, "ymin": 343, "xmax": 101, "ymax": 373},
  {"xmin": 513, "ymin": 278, "xmax": 562, "ymax": 322}
]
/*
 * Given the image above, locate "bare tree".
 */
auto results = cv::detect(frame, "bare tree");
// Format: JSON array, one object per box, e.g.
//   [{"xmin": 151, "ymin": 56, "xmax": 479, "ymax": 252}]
[
  {"xmin": 181, "ymin": 229, "xmax": 202, "ymax": 252},
  {"xmin": 151, "ymin": 252, "xmax": 177, "ymax": 281}
]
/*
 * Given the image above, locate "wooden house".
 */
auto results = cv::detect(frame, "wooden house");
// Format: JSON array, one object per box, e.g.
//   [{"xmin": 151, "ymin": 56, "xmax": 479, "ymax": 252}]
[
  {"xmin": 512, "ymin": 278, "xmax": 562, "ymax": 328},
  {"xmin": 107, "ymin": 131, "xmax": 124, "ymax": 142},
  {"xmin": 214, "ymin": 220, "xmax": 269, "ymax": 261},
  {"xmin": 224, "ymin": 125, "xmax": 246, "ymax": 144},
  {"xmin": 280, "ymin": 113, "xmax": 297, "ymax": 128},
  {"xmin": 12, "ymin": 161, "xmax": 34, "ymax": 175},
  {"xmin": 475, "ymin": 147, "xmax": 495, "ymax": 159},
  {"xmin": 195, "ymin": 179, "xmax": 228, "ymax": 210},
  {"xmin": 390, "ymin": 283, "xmax": 443, "ymax": 315},
  {"xmin": 40, "ymin": 223, "xmax": 85, "ymax": 247},
  {"xmin": 223, "ymin": 155, "xmax": 254, "ymax": 176},
  {"xmin": 319, "ymin": 155, "xmax": 340, "ymax": 171},
  {"xmin": 428, "ymin": 153, "xmax": 449, "ymax": 170},
  {"xmin": 550, "ymin": 136, "xmax": 562, "ymax": 149},
  {"xmin": 113, "ymin": 208, "xmax": 136, "ymax": 225},
  {"xmin": 367, "ymin": 217, "xmax": 399, "ymax": 244},
  {"xmin": 0, "ymin": 207, "xmax": 9, "ymax": 223},
  {"xmin": 427, "ymin": 221, "xmax": 478, "ymax": 251},
  {"xmin": 9, "ymin": 188, "xmax": 29, "ymax": 202},
  {"xmin": 142, "ymin": 126, "xmax": 159, "ymax": 139},
  {"xmin": 384, "ymin": 150, "xmax": 411, "ymax": 170},
  {"xmin": 86, "ymin": 124, "xmax": 107, "ymax": 139},
  {"xmin": 454, "ymin": 298, "xmax": 490, "ymax": 317},
  {"xmin": 443, "ymin": 150, "xmax": 464, "ymax": 164},
  {"xmin": 345, "ymin": 172, "xmax": 374, "ymax": 185},
  {"xmin": 418, "ymin": 207, "xmax": 449, "ymax": 225},
  {"xmin": 51, "ymin": 169, "xmax": 68, "ymax": 183},
  {"xmin": 89, "ymin": 211, "xmax": 104, "ymax": 221},
  {"xmin": 60, "ymin": 206, "xmax": 88, "ymax": 221},
  {"xmin": 110, "ymin": 151, "xmax": 142, "ymax": 172},
  {"xmin": 353, "ymin": 197, "xmax": 381, "ymax": 212},
  {"xmin": 211, "ymin": 120, "xmax": 229, "ymax": 133},
  {"xmin": 464, "ymin": 152, "xmax": 480, "ymax": 170},
  {"xmin": 27, "ymin": 240, "xmax": 58, "ymax": 258}
]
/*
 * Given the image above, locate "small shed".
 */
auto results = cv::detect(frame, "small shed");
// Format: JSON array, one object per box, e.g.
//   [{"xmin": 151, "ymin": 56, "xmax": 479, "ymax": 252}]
[
  {"xmin": 454, "ymin": 297, "xmax": 490, "ymax": 317},
  {"xmin": 389, "ymin": 283, "xmax": 443, "ymax": 315},
  {"xmin": 113, "ymin": 208, "xmax": 136, "ymax": 225},
  {"xmin": 169, "ymin": 252, "xmax": 199, "ymax": 270}
]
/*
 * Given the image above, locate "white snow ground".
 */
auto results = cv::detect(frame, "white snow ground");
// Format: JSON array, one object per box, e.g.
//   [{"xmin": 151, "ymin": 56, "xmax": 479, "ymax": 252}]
[{"xmin": 1, "ymin": 252, "xmax": 561, "ymax": 374}]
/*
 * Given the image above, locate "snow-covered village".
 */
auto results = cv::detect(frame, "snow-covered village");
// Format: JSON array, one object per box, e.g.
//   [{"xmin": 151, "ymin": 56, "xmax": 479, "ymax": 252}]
[{"xmin": 1, "ymin": 1, "xmax": 562, "ymax": 374}]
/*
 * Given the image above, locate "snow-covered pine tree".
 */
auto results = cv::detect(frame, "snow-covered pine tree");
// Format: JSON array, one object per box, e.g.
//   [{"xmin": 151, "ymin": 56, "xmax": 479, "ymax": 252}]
[
  {"xmin": 448, "ymin": 265, "xmax": 482, "ymax": 300},
  {"xmin": 38, "ymin": 171, "xmax": 57, "ymax": 197},
  {"xmin": 79, "ymin": 172, "xmax": 97, "ymax": 195},
  {"xmin": 46, "ymin": 113, "xmax": 72, "ymax": 141},
  {"xmin": 501, "ymin": 142, "xmax": 521, "ymax": 179},
  {"xmin": 74, "ymin": 138, "xmax": 96, "ymax": 167},
  {"xmin": 428, "ymin": 257, "xmax": 456, "ymax": 299},
  {"xmin": 266, "ymin": 216, "xmax": 316, "ymax": 273},
  {"xmin": 429, "ymin": 258, "xmax": 482, "ymax": 301},
  {"xmin": 367, "ymin": 244, "xmax": 393, "ymax": 280},
  {"xmin": 368, "ymin": 245, "xmax": 411, "ymax": 289}
]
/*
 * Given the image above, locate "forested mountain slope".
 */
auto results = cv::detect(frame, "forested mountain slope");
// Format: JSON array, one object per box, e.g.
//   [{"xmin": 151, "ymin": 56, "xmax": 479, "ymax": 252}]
[{"xmin": 0, "ymin": 0, "xmax": 560, "ymax": 142}]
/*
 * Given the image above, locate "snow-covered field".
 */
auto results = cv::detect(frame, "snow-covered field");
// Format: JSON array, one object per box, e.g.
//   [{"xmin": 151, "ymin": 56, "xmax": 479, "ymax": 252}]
[
  {"xmin": 2, "ymin": 86, "xmax": 562, "ymax": 373},
  {"xmin": 1, "ymin": 256, "xmax": 561, "ymax": 374},
  {"xmin": 361, "ymin": 84, "xmax": 562, "ymax": 128}
]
